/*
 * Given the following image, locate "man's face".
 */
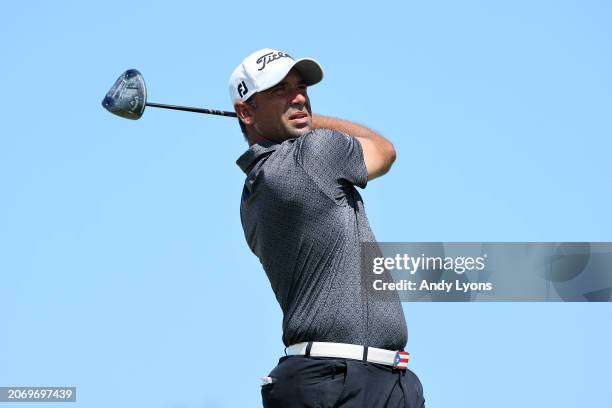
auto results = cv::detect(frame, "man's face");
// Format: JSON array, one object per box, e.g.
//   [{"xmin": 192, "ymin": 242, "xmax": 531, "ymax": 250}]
[{"xmin": 249, "ymin": 69, "xmax": 312, "ymax": 142}]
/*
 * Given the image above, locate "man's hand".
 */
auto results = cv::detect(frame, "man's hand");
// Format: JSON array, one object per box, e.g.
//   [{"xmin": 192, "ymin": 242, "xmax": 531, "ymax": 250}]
[{"xmin": 312, "ymin": 115, "xmax": 396, "ymax": 181}]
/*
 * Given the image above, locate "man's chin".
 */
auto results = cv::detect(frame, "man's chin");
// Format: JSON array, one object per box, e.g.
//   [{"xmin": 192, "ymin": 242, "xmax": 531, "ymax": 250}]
[{"xmin": 287, "ymin": 124, "xmax": 312, "ymax": 138}]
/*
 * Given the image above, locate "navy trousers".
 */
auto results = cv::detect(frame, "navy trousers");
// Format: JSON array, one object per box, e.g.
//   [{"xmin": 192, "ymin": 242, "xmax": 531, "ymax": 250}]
[{"xmin": 261, "ymin": 356, "xmax": 425, "ymax": 407}]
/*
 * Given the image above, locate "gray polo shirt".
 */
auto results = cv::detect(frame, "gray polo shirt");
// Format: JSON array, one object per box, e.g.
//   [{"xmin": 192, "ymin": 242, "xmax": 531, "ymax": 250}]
[{"xmin": 237, "ymin": 128, "xmax": 407, "ymax": 350}]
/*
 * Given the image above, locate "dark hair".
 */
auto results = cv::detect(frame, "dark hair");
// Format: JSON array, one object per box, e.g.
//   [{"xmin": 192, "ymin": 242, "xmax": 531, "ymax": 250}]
[{"xmin": 237, "ymin": 96, "xmax": 257, "ymax": 141}]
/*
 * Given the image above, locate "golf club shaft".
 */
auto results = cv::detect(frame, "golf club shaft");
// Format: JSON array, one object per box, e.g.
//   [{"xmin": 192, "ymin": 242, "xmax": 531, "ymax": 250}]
[{"xmin": 146, "ymin": 102, "xmax": 237, "ymax": 117}]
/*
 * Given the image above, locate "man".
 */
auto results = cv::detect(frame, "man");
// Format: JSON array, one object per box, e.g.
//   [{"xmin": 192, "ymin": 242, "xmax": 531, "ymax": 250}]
[{"xmin": 229, "ymin": 48, "xmax": 425, "ymax": 407}]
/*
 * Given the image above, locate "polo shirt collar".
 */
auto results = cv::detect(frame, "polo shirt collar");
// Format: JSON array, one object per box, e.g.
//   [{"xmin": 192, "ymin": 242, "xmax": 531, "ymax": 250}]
[{"xmin": 236, "ymin": 140, "xmax": 279, "ymax": 173}]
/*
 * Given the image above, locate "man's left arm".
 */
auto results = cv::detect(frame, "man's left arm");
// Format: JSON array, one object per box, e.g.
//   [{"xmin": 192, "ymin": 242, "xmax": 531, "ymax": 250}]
[{"xmin": 312, "ymin": 115, "xmax": 396, "ymax": 181}]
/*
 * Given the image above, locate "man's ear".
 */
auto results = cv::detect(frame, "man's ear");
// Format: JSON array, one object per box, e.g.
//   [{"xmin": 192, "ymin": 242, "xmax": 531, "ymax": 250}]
[{"xmin": 234, "ymin": 101, "xmax": 254, "ymax": 126}]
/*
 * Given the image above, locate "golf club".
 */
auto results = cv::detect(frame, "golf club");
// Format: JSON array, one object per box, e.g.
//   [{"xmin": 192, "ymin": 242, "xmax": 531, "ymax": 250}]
[{"xmin": 101, "ymin": 69, "xmax": 237, "ymax": 120}]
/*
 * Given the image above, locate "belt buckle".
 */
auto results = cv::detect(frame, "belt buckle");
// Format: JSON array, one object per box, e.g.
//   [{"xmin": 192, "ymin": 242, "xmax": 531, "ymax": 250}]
[{"xmin": 393, "ymin": 351, "xmax": 410, "ymax": 370}]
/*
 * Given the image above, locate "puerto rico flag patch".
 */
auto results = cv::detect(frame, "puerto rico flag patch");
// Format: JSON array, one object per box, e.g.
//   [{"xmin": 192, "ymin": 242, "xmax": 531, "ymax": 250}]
[{"xmin": 393, "ymin": 351, "xmax": 410, "ymax": 370}]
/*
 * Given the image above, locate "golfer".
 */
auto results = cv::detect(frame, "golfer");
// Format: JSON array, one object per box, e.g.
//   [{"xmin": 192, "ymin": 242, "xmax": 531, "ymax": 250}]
[{"xmin": 230, "ymin": 48, "xmax": 425, "ymax": 407}]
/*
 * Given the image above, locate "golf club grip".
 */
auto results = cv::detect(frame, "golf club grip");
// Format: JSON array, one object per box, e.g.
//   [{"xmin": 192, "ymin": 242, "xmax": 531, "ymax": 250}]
[{"xmin": 146, "ymin": 102, "xmax": 237, "ymax": 117}]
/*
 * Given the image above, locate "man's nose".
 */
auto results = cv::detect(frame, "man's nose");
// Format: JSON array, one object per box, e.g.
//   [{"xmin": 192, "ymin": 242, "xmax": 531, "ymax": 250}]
[{"xmin": 289, "ymin": 89, "xmax": 307, "ymax": 106}]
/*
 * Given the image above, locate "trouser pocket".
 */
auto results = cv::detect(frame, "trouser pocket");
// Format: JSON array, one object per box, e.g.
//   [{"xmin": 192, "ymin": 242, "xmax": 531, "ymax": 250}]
[{"xmin": 261, "ymin": 356, "xmax": 347, "ymax": 408}]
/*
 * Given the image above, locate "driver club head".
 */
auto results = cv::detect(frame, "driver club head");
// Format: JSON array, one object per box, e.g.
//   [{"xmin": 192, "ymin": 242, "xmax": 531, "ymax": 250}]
[{"xmin": 101, "ymin": 69, "xmax": 147, "ymax": 120}]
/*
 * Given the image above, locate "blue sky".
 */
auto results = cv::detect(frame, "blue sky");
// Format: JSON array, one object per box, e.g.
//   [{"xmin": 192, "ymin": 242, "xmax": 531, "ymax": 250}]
[{"xmin": 1, "ymin": 1, "xmax": 611, "ymax": 407}]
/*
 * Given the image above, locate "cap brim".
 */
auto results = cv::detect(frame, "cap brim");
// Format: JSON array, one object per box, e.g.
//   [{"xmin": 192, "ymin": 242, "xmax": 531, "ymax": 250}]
[
  {"xmin": 257, "ymin": 58, "xmax": 324, "ymax": 93},
  {"xmin": 293, "ymin": 58, "xmax": 324, "ymax": 86}
]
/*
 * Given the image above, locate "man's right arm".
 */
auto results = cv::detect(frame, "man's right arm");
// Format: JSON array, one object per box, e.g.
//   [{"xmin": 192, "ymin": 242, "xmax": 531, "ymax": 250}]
[{"xmin": 312, "ymin": 115, "xmax": 396, "ymax": 181}]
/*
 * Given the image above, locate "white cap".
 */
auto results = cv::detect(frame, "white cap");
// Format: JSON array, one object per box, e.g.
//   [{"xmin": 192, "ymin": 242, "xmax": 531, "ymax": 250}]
[{"xmin": 228, "ymin": 48, "xmax": 324, "ymax": 104}]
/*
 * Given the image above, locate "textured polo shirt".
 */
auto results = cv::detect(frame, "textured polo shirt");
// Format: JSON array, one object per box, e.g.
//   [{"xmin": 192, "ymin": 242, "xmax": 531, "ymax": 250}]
[{"xmin": 236, "ymin": 128, "xmax": 407, "ymax": 350}]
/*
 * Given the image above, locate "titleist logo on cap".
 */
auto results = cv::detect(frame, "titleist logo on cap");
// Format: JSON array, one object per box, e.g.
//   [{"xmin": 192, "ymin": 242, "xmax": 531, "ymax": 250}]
[{"xmin": 256, "ymin": 51, "xmax": 293, "ymax": 71}]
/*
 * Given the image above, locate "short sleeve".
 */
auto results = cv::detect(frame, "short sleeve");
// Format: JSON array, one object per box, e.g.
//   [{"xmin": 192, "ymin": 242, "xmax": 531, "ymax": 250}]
[{"xmin": 295, "ymin": 129, "xmax": 368, "ymax": 202}]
